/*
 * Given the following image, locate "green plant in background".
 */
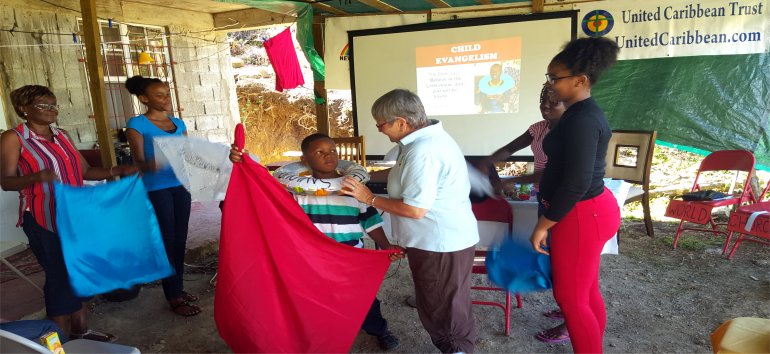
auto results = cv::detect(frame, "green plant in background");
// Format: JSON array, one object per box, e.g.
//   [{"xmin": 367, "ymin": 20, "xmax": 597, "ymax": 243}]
[{"xmin": 658, "ymin": 234, "xmax": 725, "ymax": 250}]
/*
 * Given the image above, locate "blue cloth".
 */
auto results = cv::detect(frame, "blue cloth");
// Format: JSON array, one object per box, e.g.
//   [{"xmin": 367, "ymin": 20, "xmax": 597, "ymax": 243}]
[
  {"xmin": 485, "ymin": 237, "xmax": 552, "ymax": 293},
  {"xmin": 126, "ymin": 115, "xmax": 186, "ymax": 191},
  {"xmin": 54, "ymin": 174, "xmax": 173, "ymax": 297}
]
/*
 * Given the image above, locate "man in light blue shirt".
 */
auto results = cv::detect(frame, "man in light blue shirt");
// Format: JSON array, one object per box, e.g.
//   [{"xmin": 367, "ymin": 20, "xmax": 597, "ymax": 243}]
[{"xmin": 341, "ymin": 89, "xmax": 478, "ymax": 353}]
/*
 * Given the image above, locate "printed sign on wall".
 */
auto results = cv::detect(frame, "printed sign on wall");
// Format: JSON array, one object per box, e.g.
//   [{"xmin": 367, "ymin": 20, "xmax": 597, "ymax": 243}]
[{"xmin": 575, "ymin": 0, "xmax": 768, "ymax": 59}]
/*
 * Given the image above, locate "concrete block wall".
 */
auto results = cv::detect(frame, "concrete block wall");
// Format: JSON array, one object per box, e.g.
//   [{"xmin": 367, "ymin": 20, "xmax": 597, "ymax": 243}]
[
  {"xmin": 0, "ymin": 5, "xmax": 96, "ymax": 148},
  {"xmin": 0, "ymin": 5, "xmax": 241, "ymax": 148},
  {"xmin": 170, "ymin": 28, "xmax": 240, "ymax": 144}
]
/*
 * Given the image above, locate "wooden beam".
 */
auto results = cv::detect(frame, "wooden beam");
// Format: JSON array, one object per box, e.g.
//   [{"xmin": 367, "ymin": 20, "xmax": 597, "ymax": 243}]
[
  {"xmin": 359, "ymin": 0, "xmax": 403, "ymax": 13},
  {"xmin": 424, "ymin": 0, "xmax": 451, "ymax": 8},
  {"xmin": 121, "ymin": 2, "xmax": 215, "ymax": 30},
  {"xmin": 79, "ymin": 0, "xmax": 116, "ymax": 168},
  {"xmin": 311, "ymin": 3, "xmax": 349, "ymax": 16},
  {"xmin": 213, "ymin": 8, "xmax": 294, "ymax": 30},
  {"xmin": 312, "ymin": 22, "xmax": 329, "ymax": 135},
  {"xmin": 532, "ymin": 0, "xmax": 545, "ymax": 13}
]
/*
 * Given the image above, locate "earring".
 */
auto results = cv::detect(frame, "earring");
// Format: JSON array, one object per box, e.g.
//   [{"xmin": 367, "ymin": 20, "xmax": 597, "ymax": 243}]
[{"xmin": 22, "ymin": 112, "xmax": 28, "ymax": 117}]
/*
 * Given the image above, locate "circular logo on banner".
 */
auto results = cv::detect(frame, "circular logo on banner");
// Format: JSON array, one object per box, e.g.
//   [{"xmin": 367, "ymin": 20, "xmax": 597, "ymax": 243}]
[{"xmin": 581, "ymin": 10, "xmax": 614, "ymax": 37}]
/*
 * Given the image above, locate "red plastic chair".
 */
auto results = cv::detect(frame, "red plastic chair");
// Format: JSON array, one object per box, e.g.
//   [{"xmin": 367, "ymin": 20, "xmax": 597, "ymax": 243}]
[
  {"xmin": 664, "ymin": 150, "xmax": 758, "ymax": 254},
  {"xmin": 470, "ymin": 197, "xmax": 523, "ymax": 336},
  {"xmin": 726, "ymin": 180, "xmax": 770, "ymax": 259}
]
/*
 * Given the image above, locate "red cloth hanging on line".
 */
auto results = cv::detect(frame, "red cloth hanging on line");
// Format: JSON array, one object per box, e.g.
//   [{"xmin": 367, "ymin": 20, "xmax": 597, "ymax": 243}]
[
  {"xmin": 215, "ymin": 124, "xmax": 393, "ymax": 353},
  {"xmin": 264, "ymin": 27, "xmax": 305, "ymax": 92}
]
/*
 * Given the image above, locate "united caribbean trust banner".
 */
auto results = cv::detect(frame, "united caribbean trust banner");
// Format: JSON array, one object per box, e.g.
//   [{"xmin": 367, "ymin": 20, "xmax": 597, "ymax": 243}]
[{"xmin": 575, "ymin": 0, "xmax": 768, "ymax": 59}]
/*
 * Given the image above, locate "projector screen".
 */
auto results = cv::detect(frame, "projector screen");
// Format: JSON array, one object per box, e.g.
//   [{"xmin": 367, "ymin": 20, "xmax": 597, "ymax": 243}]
[{"xmin": 349, "ymin": 11, "xmax": 577, "ymax": 159}]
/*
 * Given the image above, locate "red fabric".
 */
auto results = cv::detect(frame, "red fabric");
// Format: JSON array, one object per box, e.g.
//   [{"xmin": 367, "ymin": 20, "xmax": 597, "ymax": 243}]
[
  {"xmin": 471, "ymin": 197, "xmax": 513, "ymax": 224},
  {"xmin": 264, "ymin": 27, "xmax": 305, "ymax": 92},
  {"xmin": 215, "ymin": 124, "xmax": 392, "ymax": 353}
]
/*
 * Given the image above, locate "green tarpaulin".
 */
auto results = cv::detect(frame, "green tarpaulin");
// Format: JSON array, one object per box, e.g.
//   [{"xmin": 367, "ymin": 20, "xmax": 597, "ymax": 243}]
[{"xmin": 594, "ymin": 53, "xmax": 770, "ymax": 170}]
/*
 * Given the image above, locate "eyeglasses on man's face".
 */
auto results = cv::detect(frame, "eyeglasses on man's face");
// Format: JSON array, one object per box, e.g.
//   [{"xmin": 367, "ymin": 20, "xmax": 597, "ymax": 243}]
[
  {"xmin": 545, "ymin": 73, "xmax": 580, "ymax": 85},
  {"xmin": 33, "ymin": 103, "xmax": 60, "ymax": 112},
  {"xmin": 375, "ymin": 120, "xmax": 392, "ymax": 129}
]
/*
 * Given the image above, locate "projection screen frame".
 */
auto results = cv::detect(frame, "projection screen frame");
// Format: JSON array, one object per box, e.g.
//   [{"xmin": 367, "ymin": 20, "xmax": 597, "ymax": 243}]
[{"xmin": 348, "ymin": 11, "xmax": 578, "ymax": 161}]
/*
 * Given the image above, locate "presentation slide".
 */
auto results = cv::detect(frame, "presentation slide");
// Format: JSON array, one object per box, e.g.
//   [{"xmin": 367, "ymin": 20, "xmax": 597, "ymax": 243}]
[
  {"xmin": 416, "ymin": 38, "xmax": 521, "ymax": 115},
  {"xmin": 349, "ymin": 12, "xmax": 576, "ymax": 158}
]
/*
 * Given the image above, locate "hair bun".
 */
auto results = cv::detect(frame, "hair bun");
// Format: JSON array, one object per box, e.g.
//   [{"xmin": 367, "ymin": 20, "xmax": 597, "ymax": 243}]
[{"xmin": 124, "ymin": 75, "xmax": 146, "ymax": 95}]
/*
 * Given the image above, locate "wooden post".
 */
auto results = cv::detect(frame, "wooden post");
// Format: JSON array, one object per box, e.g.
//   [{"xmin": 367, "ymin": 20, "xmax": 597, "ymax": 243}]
[
  {"xmin": 532, "ymin": 0, "xmax": 545, "ymax": 13},
  {"xmin": 312, "ymin": 19, "xmax": 330, "ymax": 135},
  {"xmin": 79, "ymin": 0, "xmax": 116, "ymax": 168}
]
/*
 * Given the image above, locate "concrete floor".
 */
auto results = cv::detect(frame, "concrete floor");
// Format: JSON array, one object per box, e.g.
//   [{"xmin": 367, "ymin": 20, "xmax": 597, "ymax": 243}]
[{"xmin": 0, "ymin": 201, "xmax": 222, "ymax": 322}]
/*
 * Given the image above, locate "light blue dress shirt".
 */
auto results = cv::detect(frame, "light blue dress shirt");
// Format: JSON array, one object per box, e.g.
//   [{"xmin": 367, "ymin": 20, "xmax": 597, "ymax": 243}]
[{"xmin": 387, "ymin": 120, "xmax": 479, "ymax": 252}]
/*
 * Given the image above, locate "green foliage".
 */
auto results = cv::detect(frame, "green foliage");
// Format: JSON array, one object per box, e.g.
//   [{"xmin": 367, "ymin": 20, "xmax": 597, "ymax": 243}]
[{"xmin": 658, "ymin": 234, "xmax": 725, "ymax": 250}]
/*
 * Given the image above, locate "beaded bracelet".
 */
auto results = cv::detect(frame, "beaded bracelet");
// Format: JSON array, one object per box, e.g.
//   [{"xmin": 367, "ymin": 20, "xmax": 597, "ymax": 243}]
[{"xmin": 368, "ymin": 195, "xmax": 378, "ymax": 207}]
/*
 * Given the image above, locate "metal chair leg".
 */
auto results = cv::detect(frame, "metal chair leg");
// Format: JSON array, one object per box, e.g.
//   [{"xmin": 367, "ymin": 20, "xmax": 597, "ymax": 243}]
[{"xmin": 0, "ymin": 257, "xmax": 43, "ymax": 294}]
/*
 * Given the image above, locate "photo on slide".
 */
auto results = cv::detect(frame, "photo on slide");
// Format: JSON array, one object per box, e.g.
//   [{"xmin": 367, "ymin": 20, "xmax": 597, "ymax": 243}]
[{"xmin": 416, "ymin": 37, "xmax": 522, "ymax": 116}]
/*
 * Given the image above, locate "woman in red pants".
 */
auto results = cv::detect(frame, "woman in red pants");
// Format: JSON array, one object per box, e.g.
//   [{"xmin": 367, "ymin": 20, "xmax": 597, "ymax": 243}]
[{"xmin": 530, "ymin": 37, "xmax": 621, "ymax": 353}]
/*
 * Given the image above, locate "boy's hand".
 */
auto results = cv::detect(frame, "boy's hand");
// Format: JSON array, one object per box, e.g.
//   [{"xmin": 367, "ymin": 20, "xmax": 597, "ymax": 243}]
[
  {"xmin": 382, "ymin": 245, "xmax": 406, "ymax": 262},
  {"xmin": 230, "ymin": 144, "xmax": 245, "ymax": 163}
]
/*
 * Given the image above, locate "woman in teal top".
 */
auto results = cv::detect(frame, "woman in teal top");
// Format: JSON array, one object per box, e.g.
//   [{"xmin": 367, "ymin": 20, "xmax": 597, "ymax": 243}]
[{"xmin": 125, "ymin": 75, "xmax": 201, "ymax": 317}]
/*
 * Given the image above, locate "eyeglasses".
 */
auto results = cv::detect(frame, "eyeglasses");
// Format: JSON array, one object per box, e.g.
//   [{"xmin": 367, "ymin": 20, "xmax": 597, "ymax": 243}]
[
  {"xmin": 375, "ymin": 120, "xmax": 392, "ymax": 129},
  {"xmin": 33, "ymin": 103, "xmax": 60, "ymax": 112},
  {"xmin": 545, "ymin": 74, "xmax": 579, "ymax": 85}
]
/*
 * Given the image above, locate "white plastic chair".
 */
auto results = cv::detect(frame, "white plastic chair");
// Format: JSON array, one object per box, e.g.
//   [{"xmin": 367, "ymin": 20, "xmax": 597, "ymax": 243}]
[{"xmin": 0, "ymin": 329, "xmax": 140, "ymax": 354}]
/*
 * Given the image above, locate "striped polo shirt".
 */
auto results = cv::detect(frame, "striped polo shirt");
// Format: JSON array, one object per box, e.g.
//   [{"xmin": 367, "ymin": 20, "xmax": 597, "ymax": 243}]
[
  {"xmin": 13, "ymin": 123, "xmax": 83, "ymax": 232},
  {"xmin": 294, "ymin": 194, "xmax": 383, "ymax": 243},
  {"xmin": 528, "ymin": 120, "xmax": 551, "ymax": 171}
]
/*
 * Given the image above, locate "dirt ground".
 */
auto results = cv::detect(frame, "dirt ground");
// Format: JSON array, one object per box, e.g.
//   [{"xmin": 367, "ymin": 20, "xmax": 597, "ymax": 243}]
[{"xmin": 86, "ymin": 216, "xmax": 769, "ymax": 353}]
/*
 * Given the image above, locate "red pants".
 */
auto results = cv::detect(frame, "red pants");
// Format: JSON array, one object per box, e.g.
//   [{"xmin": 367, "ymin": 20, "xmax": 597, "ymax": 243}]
[{"xmin": 550, "ymin": 188, "xmax": 620, "ymax": 353}]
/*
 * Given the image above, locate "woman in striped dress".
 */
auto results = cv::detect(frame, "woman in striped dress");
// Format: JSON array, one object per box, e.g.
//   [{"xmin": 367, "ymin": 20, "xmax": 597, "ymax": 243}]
[{"xmin": 0, "ymin": 85, "xmax": 136, "ymax": 341}]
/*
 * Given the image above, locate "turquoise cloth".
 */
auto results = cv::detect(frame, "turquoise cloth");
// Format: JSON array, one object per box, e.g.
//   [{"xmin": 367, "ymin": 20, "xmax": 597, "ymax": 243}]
[
  {"xmin": 486, "ymin": 237, "xmax": 552, "ymax": 293},
  {"xmin": 54, "ymin": 174, "xmax": 172, "ymax": 297}
]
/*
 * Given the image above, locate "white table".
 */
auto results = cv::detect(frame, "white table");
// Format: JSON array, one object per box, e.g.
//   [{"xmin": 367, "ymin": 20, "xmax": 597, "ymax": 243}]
[
  {"xmin": 509, "ymin": 199, "xmax": 540, "ymax": 240},
  {"xmin": 505, "ymin": 179, "xmax": 631, "ymax": 254},
  {"xmin": 377, "ymin": 179, "xmax": 629, "ymax": 254}
]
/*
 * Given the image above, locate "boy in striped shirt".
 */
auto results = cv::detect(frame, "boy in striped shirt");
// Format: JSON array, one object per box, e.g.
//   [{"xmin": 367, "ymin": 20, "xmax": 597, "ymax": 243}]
[{"xmin": 295, "ymin": 133, "xmax": 403, "ymax": 351}]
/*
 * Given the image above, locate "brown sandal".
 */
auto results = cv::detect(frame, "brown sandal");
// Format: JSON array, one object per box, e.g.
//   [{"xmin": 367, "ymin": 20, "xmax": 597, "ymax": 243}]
[{"xmin": 170, "ymin": 299, "xmax": 202, "ymax": 317}]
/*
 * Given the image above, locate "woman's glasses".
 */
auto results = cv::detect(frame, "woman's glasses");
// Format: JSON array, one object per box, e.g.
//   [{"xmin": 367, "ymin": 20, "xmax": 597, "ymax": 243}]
[
  {"xmin": 545, "ymin": 74, "xmax": 580, "ymax": 85},
  {"xmin": 33, "ymin": 103, "xmax": 60, "ymax": 112}
]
